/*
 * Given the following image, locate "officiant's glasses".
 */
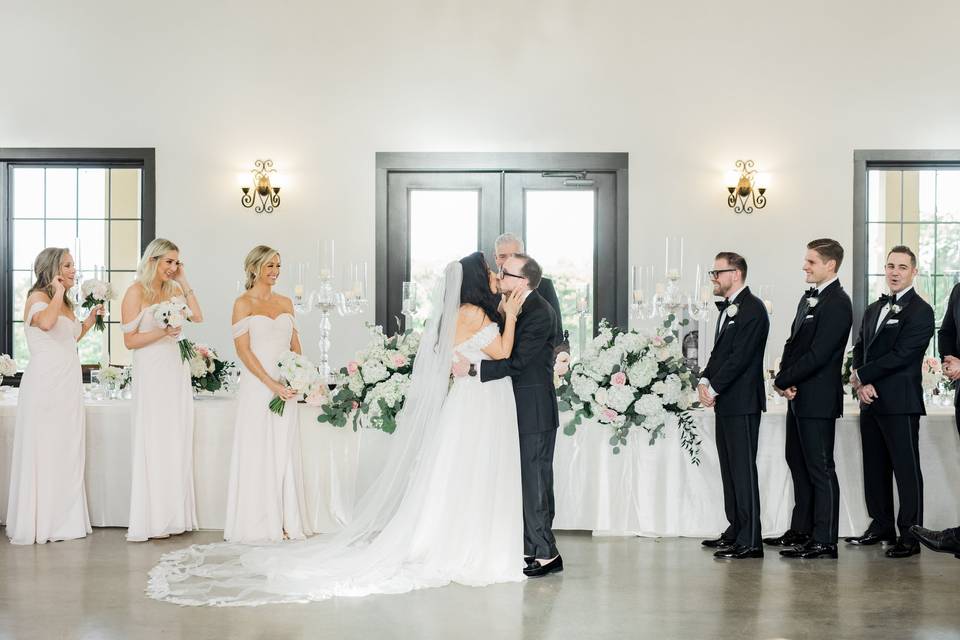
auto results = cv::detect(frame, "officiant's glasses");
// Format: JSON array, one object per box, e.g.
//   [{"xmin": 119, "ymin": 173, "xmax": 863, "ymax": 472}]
[{"xmin": 707, "ymin": 268, "xmax": 737, "ymax": 279}]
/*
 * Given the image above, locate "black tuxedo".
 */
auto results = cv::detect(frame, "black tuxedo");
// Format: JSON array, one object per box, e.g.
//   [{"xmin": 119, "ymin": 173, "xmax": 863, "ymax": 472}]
[
  {"xmin": 852, "ymin": 287, "xmax": 934, "ymax": 542},
  {"xmin": 701, "ymin": 286, "xmax": 770, "ymax": 549},
  {"xmin": 480, "ymin": 289, "xmax": 559, "ymax": 558},
  {"xmin": 936, "ymin": 281, "xmax": 960, "ymax": 438},
  {"xmin": 537, "ymin": 276, "xmax": 564, "ymax": 347},
  {"xmin": 774, "ymin": 280, "xmax": 852, "ymax": 543}
]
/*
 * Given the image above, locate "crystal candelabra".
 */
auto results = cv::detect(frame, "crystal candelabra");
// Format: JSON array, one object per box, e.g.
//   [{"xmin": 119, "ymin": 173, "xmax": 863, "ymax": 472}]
[
  {"xmin": 293, "ymin": 241, "xmax": 369, "ymax": 384},
  {"xmin": 630, "ymin": 238, "xmax": 714, "ymax": 326},
  {"xmin": 400, "ymin": 282, "xmax": 418, "ymax": 333},
  {"xmin": 576, "ymin": 284, "xmax": 591, "ymax": 357}
]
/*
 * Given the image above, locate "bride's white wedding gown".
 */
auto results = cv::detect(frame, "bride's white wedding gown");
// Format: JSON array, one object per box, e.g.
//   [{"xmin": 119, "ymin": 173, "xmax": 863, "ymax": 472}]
[{"xmin": 147, "ymin": 313, "xmax": 524, "ymax": 605}]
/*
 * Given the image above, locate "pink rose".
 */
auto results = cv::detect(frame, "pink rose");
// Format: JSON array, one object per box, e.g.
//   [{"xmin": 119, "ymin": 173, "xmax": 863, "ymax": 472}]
[
  {"xmin": 347, "ymin": 361, "xmax": 359, "ymax": 375},
  {"xmin": 652, "ymin": 335, "xmax": 665, "ymax": 347},
  {"xmin": 554, "ymin": 361, "xmax": 570, "ymax": 376},
  {"xmin": 351, "ymin": 400, "xmax": 359, "ymax": 410},
  {"xmin": 556, "ymin": 351, "xmax": 571, "ymax": 364},
  {"xmin": 611, "ymin": 372, "xmax": 627, "ymax": 386},
  {"xmin": 600, "ymin": 408, "xmax": 619, "ymax": 423},
  {"xmin": 392, "ymin": 354, "xmax": 408, "ymax": 368}
]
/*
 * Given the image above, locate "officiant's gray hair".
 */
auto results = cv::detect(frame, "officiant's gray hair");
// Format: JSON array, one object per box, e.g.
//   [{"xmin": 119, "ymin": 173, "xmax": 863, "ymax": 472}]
[{"xmin": 494, "ymin": 233, "xmax": 524, "ymax": 252}]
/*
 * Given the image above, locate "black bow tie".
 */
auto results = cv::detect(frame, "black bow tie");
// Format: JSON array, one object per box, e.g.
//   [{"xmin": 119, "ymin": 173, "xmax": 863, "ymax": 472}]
[
  {"xmin": 715, "ymin": 299, "xmax": 730, "ymax": 312},
  {"xmin": 805, "ymin": 287, "xmax": 818, "ymax": 298},
  {"xmin": 878, "ymin": 293, "xmax": 894, "ymax": 305}
]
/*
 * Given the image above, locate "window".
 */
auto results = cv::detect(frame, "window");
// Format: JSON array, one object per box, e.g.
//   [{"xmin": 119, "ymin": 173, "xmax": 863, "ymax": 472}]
[
  {"xmin": 1, "ymin": 149, "xmax": 155, "ymax": 373},
  {"xmin": 376, "ymin": 153, "xmax": 628, "ymax": 359}
]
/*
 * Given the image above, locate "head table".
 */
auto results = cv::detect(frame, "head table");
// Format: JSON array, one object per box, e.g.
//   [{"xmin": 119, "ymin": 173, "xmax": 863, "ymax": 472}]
[{"xmin": 1, "ymin": 390, "xmax": 958, "ymax": 537}]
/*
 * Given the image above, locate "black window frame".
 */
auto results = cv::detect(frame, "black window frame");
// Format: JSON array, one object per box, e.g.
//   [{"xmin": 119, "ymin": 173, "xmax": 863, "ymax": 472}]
[{"xmin": 0, "ymin": 148, "xmax": 156, "ymax": 383}]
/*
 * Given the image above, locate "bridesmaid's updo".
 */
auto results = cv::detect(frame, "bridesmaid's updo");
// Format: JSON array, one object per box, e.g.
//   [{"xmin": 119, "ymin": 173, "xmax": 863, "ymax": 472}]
[
  {"xmin": 28, "ymin": 247, "xmax": 74, "ymax": 310},
  {"xmin": 243, "ymin": 245, "xmax": 279, "ymax": 289}
]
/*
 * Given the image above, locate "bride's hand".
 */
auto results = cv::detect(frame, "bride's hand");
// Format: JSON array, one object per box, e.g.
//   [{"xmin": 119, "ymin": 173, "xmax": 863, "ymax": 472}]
[
  {"xmin": 268, "ymin": 379, "xmax": 296, "ymax": 400},
  {"xmin": 501, "ymin": 288, "xmax": 524, "ymax": 319}
]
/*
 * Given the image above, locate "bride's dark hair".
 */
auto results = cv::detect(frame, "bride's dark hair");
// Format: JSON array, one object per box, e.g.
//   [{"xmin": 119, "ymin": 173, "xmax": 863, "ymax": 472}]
[{"xmin": 458, "ymin": 251, "xmax": 504, "ymax": 331}]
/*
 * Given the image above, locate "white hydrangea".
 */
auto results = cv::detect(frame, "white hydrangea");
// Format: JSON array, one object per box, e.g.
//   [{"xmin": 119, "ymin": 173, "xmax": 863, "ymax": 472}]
[
  {"xmin": 652, "ymin": 374, "xmax": 683, "ymax": 405},
  {"xmin": 627, "ymin": 357, "xmax": 659, "ymax": 390},
  {"xmin": 570, "ymin": 373, "xmax": 599, "ymax": 404},
  {"xmin": 361, "ymin": 360, "xmax": 389, "ymax": 385},
  {"xmin": 614, "ymin": 332, "xmax": 646, "ymax": 355},
  {"xmin": 635, "ymin": 393, "xmax": 667, "ymax": 427},
  {"xmin": 594, "ymin": 387, "xmax": 610, "ymax": 407},
  {"xmin": 597, "ymin": 346, "xmax": 626, "ymax": 376},
  {"xmin": 347, "ymin": 372, "xmax": 365, "ymax": 395},
  {"xmin": 189, "ymin": 355, "xmax": 208, "ymax": 378},
  {"xmin": 605, "ymin": 384, "xmax": 637, "ymax": 413},
  {"xmin": 0, "ymin": 354, "xmax": 17, "ymax": 377}
]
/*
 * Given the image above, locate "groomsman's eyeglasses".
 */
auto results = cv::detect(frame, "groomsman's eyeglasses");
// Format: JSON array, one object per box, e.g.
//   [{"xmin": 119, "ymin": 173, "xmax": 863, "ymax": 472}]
[{"xmin": 707, "ymin": 268, "xmax": 737, "ymax": 279}]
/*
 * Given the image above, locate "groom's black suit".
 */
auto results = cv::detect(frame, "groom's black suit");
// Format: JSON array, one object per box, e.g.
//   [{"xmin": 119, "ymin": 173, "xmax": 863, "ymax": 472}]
[{"xmin": 480, "ymin": 289, "xmax": 560, "ymax": 559}]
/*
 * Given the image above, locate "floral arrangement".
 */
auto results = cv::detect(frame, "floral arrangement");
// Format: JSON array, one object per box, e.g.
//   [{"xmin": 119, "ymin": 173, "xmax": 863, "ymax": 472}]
[
  {"xmin": 556, "ymin": 318, "xmax": 702, "ymax": 464},
  {"xmin": 0, "ymin": 353, "xmax": 18, "ymax": 379},
  {"xmin": 154, "ymin": 297, "xmax": 195, "ymax": 361},
  {"xmin": 188, "ymin": 343, "xmax": 236, "ymax": 394},
  {"xmin": 318, "ymin": 324, "xmax": 420, "ymax": 433},
  {"xmin": 922, "ymin": 356, "xmax": 945, "ymax": 394},
  {"xmin": 99, "ymin": 365, "xmax": 131, "ymax": 390},
  {"xmin": 269, "ymin": 351, "xmax": 322, "ymax": 416},
  {"xmin": 80, "ymin": 279, "xmax": 114, "ymax": 331}
]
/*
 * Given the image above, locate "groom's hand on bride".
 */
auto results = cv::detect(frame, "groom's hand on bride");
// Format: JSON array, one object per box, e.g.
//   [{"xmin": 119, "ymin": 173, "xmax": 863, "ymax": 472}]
[{"xmin": 451, "ymin": 353, "xmax": 471, "ymax": 378}]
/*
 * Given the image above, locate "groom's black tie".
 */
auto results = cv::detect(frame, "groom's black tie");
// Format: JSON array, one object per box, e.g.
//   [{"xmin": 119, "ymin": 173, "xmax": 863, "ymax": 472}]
[{"xmin": 715, "ymin": 299, "xmax": 730, "ymax": 340}]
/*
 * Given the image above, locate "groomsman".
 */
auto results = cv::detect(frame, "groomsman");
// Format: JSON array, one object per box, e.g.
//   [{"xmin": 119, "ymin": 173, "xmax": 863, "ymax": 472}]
[
  {"xmin": 494, "ymin": 233, "xmax": 563, "ymax": 344},
  {"xmin": 936, "ymin": 278, "xmax": 960, "ymax": 439},
  {"xmin": 848, "ymin": 245, "xmax": 934, "ymax": 558},
  {"xmin": 766, "ymin": 239, "xmax": 852, "ymax": 559},
  {"xmin": 698, "ymin": 252, "xmax": 770, "ymax": 559}
]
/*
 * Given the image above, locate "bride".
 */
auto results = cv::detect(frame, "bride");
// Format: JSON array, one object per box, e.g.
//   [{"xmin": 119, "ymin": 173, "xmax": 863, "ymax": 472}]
[{"xmin": 148, "ymin": 252, "xmax": 527, "ymax": 605}]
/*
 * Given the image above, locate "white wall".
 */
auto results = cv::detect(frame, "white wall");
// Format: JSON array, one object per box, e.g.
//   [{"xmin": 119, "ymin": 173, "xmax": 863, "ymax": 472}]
[{"xmin": 4, "ymin": 0, "xmax": 960, "ymax": 363}]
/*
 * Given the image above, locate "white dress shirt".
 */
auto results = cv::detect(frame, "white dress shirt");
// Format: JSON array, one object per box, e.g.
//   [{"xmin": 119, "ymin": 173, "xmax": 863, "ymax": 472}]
[{"xmin": 874, "ymin": 286, "xmax": 912, "ymax": 332}]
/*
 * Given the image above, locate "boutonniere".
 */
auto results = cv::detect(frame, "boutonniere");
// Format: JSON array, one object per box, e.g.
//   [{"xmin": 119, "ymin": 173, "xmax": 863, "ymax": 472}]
[
  {"xmin": 889, "ymin": 303, "xmax": 902, "ymax": 315},
  {"xmin": 726, "ymin": 303, "xmax": 739, "ymax": 318},
  {"xmin": 806, "ymin": 296, "xmax": 820, "ymax": 308}
]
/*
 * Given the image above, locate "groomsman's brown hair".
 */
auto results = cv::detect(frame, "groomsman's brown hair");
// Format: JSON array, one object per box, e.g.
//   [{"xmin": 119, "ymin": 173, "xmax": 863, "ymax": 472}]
[
  {"xmin": 808, "ymin": 238, "xmax": 844, "ymax": 271},
  {"xmin": 888, "ymin": 245, "xmax": 918, "ymax": 267},
  {"xmin": 715, "ymin": 252, "xmax": 748, "ymax": 280},
  {"xmin": 515, "ymin": 253, "xmax": 543, "ymax": 289}
]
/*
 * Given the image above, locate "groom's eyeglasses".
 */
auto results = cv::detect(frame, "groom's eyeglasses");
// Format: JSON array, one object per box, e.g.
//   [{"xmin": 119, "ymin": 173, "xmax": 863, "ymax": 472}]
[
  {"xmin": 501, "ymin": 269, "xmax": 526, "ymax": 280},
  {"xmin": 707, "ymin": 268, "xmax": 737, "ymax": 279}
]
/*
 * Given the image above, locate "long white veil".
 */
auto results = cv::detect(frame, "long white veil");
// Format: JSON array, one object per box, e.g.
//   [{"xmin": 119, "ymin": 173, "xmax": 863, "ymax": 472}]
[{"xmin": 147, "ymin": 261, "xmax": 464, "ymax": 606}]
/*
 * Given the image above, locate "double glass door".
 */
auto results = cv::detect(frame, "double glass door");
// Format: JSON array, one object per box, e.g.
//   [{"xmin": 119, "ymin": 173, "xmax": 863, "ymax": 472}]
[{"xmin": 381, "ymin": 161, "xmax": 624, "ymax": 359}]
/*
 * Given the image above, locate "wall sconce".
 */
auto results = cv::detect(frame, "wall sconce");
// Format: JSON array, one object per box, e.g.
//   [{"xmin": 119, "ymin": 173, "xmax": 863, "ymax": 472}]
[
  {"xmin": 240, "ymin": 159, "xmax": 281, "ymax": 213},
  {"xmin": 725, "ymin": 160, "xmax": 768, "ymax": 214}
]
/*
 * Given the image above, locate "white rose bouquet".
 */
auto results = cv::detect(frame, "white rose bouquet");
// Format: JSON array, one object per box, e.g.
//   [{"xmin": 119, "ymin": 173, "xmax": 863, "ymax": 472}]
[
  {"xmin": 269, "ymin": 351, "xmax": 321, "ymax": 416},
  {"xmin": 556, "ymin": 318, "xmax": 701, "ymax": 464},
  {"xmin": 80, "ymin": 279, "xmax": 114, "ymax": 331},
  {"xmin": 0, "ymin": 353, "xmax": 18, "ymax": 379},
  {"xmin": 153, "ymin": 297, "xmax": 195, "ymax": 361}
]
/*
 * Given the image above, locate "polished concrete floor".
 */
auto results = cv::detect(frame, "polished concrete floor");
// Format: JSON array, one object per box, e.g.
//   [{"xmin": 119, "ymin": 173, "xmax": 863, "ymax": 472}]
[{"xmin": 2, "ymin": 529, "xmax": 960, "ymax": 640}]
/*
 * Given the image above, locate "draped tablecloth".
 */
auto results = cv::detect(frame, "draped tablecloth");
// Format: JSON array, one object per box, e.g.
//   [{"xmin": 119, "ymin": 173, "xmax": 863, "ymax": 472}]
[
  {"xmin": 552, "ymin": 399, "xmax": 960, "ymax": 536},
  {"xmin": 2, "ymin": 390, "xmax": 959, "ymax": 537}
]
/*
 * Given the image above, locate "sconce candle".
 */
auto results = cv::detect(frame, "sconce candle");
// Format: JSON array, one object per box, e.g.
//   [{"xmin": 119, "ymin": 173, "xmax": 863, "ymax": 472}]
[
  {"xmin": 240, "ymin": 159, "xmax": 282, "ymax": 213},
  {"xmin": 725, "ymin": 159, "xmax": 767, "ymax": 214}
]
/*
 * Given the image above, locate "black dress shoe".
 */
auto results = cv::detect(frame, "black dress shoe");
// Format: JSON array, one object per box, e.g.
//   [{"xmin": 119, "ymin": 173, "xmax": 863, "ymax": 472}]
[
  {"xmin": 524, "ymin": 555, "xmax": 534, "ymax": 565},
  {"xmin": 779, "ymin": 541, "xmax": 838, "ymax": 559},
  {"xmin": 910, "ymin": 526, "xmax": 960, "ymax": 556},
  {"xmin": 885, "ymin": 539, "xmax": 921, "ymax": 558},
  {"xmin": 523, "ymin": 555, "xmax": 563, "ymax": 577},
  {"xmin": 713, "ymin": 545, "xmax": 764, "ymax": 559},
  {"xmin": 763, "ymin": 529, "xmax": 811, "ymax": 547},
  {"xmin": 702, "ymin": 536, "xmax": 736, "ymax": 548},
  {"xmin": 844, "ymin": 531, "xmax": 897, "ymax": 546}
]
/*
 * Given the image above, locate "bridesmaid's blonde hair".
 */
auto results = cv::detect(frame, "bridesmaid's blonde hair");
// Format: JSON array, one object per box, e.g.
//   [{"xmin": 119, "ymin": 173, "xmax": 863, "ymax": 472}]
[
  {"xmin": 243, "ymin": 245, "xmax": 280, "ymax": 290},
  {"xmin": 27, "ymin": 247, "xmax": 74, "ymax": 310},
  {"xmin": 135, "ymin": 238, "xmax": 180, "ymax": 304}
]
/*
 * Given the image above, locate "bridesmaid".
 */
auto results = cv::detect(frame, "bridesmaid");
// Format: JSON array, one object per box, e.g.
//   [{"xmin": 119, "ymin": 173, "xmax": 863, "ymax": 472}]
[
  {"xmin": 6, "ymin": 248, "xmax": 102, "ymax": 544},
  {"xmin": 121, "ymin": 238, "xmax": 203, "ymax": 541},
  {"xmin": 224, "ymin": 245, "xmax": 312, "ymax": 542}
]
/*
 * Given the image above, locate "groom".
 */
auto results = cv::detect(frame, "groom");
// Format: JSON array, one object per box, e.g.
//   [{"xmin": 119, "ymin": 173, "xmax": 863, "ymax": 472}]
[{"xmin": 456, "ymin": 254, "xmax": 562, "ymax": 577}]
